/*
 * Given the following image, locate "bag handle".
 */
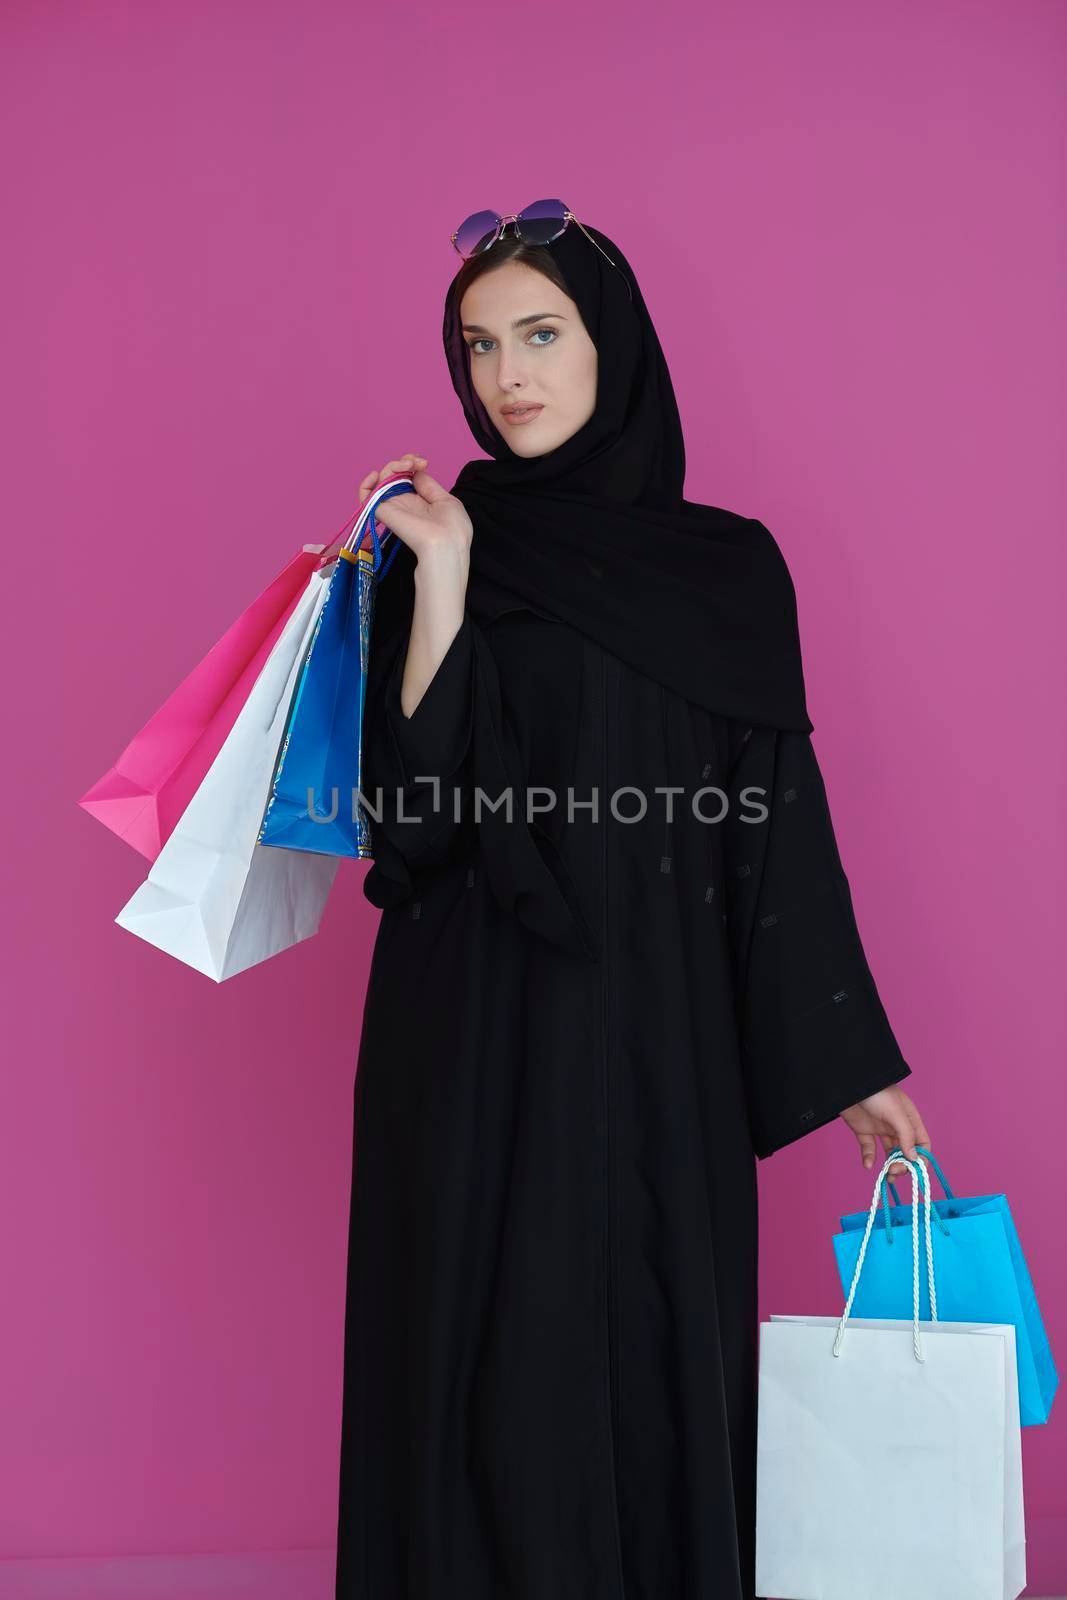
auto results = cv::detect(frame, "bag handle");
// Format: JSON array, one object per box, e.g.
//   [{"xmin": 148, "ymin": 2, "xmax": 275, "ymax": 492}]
[
  {"xmin": 832, "ymin": 1152, "xmax": 938, "ymax": 1363},
  {"xmin": 883, "ymin": 1144, "xmax": 954, "ymax": 1207},
  {"xmin": 878, "ymin": 1143, "xmax": 952, "ymax": 1243},
  {"xmin": 314, "ymin": 473, "xmax": 415, "ymax": 577},
  {"xmin": 353, "ymin": 498, "xmax": 403, "ymax": 580}
]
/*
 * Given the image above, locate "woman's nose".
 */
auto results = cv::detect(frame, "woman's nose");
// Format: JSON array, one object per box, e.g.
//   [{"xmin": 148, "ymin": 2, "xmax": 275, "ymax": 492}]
[{"xmin": 495, "ymin": 347, "xmax": 529, "ymax": 391}]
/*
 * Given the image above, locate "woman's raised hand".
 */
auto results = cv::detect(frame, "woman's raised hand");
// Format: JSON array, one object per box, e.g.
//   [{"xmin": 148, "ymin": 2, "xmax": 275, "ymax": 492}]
[{"xmin": 359, "ymin": 453, "xmax": 473, "ymax": 564}]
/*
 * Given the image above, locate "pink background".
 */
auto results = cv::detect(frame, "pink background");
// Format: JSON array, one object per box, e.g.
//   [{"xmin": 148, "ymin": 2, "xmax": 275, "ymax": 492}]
[{"xmin": 3, "ymin": 0, "xmax": 1064, "ymax": 1589}]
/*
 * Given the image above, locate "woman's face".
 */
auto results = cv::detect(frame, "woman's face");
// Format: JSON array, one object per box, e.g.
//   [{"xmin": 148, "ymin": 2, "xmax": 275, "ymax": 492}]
[{"xmin": 459, "ymin": 261, "xmax": 598, "ymax": 457}]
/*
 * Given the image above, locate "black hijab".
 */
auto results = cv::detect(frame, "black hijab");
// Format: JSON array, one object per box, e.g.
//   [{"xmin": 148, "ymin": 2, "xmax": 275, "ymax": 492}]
[{"xmin": 438, "ymin": 218, "xmax": 814, "ymax": 735}]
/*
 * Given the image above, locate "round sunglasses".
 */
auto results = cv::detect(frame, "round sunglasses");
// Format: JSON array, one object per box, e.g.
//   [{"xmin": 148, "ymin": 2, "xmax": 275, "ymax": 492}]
[{"xmin": 451, "ymin": 198, "xmax": 633, "ymax": 300}]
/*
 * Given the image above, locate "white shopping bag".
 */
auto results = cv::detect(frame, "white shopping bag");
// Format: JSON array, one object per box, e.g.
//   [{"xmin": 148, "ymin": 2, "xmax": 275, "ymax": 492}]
[
  {"xmin": 755, "ymin": 1153, "xmax": 1025, "ymax": 1600},
  {"xmin": 115, "ymin": 564, "xmax": 340, "ymax": 981}
]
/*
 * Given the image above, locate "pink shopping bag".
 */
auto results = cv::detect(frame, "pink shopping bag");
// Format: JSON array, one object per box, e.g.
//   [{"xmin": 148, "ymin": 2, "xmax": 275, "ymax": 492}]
[{"xmin": 78, "ymin": 514, "xmax": 361, "ymax": 862}]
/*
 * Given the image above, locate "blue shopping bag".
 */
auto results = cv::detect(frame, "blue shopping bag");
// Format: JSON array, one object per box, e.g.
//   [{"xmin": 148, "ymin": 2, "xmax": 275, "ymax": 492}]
[
  {"xmin": 257, "ymin": 479, "xmax": 409, "ymax": 859},
  {"xmin": 831, "ymin": 1144, "xmax": 1057, "ymax": 1426}
]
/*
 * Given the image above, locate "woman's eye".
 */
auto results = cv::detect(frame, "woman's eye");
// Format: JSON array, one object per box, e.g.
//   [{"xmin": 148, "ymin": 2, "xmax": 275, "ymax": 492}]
[{"xmin": 466, "ymin": 328, "xmax": 558, "ymax": 356}]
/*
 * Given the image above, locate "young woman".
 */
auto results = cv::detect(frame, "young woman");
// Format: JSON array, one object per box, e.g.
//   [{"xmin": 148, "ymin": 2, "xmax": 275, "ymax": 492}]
[{"xmin": 334, "ymin": 204, "xmax": 931, "ymax": 1600}]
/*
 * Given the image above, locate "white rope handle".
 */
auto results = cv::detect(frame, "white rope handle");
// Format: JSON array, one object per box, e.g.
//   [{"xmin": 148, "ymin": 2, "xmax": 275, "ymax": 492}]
[
  {"xmin": 832, "ymin": 1152, "xmax": 938, "ymax": 1362},
  {"xmin": 342, "ymin": 477, "xmax": 406, "ymax": 555}
]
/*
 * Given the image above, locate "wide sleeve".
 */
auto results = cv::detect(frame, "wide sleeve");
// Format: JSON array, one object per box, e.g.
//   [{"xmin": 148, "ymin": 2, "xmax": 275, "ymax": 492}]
[
  {"xmin": 360, "ymin": 612, "xmax": 477, "ymax": 904},
  {"xmin": 723, "ymin": 721, "xmax": 912, "ymax": 1160},
  {"xmin": 360, "ymin": 606, "xmax": 597, "ymax": 963}
]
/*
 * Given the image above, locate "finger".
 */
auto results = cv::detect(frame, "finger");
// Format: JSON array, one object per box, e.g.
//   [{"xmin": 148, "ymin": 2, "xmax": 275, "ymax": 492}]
[
  {"xmin": 407, "ymin": 467, "xmax": 455, "ymax": 504},
  {"xmin": 365, "ymin": 492, "xmax": 426, "ymax": 550},
  {"xmin": 894, "ymin": 1115, "xmax": 921, "ymax": 1164},
  {"xmin": 379, "ymin": 454, "xmax": 426, "ymax": 480},
  {"xmin": 891, "ymin": 1132, "xmax": 925, "ymax": 1181},
  {"xmin": 362, "ymin": 456, "xmax": 428, "ymax": 514},
  {"xmin": 857, "ymin": 1131, "xmax": 880, "ymax": 1170},
  {"xmin": 910, "ymin": 1111, "xmax": 933, "ymax": 1157},
  {"xmin": 359, "ymin": 456, "xmax": 429, "ymax": 539},
  {"xmin": 880, "ymin": 1132, "xmax": 910, "ymax": 1180},
  {"xmin": 373, "ymin": 491, "xmax": 424, "ymax": 525}
]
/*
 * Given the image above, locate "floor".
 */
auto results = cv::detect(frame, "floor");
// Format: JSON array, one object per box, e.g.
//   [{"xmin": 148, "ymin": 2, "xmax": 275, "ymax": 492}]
[
  {"xmin": 0, "ymin": 1551, "xmax": 334, "ymax": 1599},
  {"xmin": 0, "ymin": 1549, "xmax": 1059, "ymax": 1598}
]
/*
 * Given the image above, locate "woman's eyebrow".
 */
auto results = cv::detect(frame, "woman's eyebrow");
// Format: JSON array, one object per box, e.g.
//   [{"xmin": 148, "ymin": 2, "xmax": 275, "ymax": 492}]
[{"xmin": 461, "ymin": 312, "xmax": 568, "ymax": 334}]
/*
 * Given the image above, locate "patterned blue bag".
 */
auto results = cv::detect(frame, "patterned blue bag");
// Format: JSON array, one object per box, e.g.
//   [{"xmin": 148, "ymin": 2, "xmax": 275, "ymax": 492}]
[
  {"xmin": 831, "ymin": 1145, "xmax": 1058, "ymax": 1426},
  {"xmin": 257, "ymin": 478, "xmax": 409, "ymax": 859}
]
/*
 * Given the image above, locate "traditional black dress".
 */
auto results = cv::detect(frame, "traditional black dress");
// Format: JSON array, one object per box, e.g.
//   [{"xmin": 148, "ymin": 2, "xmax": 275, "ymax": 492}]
[{"xmin": 334, "ymin": 589, "xmax": 911, "ymax": 1599}]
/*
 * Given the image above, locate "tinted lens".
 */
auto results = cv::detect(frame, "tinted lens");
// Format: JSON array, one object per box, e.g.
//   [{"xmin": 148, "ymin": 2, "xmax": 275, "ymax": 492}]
[
  {"xmin": 453, "ymin": 209, "xmax": 501, "ymax": 258},
  {"xmin": 516, "ymin": 198, "xmax": 568, "ymax": 247}
]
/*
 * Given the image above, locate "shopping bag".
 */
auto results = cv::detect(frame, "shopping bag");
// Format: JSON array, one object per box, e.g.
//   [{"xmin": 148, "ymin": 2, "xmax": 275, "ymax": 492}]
[
  {"xmin": 78, "ymin": 543, "xmax": 336, "ymax": 862},
  {"xmin": 832, "ymin": 1144, "xmax": 1057, "ymax": 1426},
  {"xmin": 114, "ymin": 561, "xmax": 339, "ymax": 981},
  {"xmin": 257, "ymin": 475, "xmax": 409, "ymax": 859},
  {"xmin": 756, "ymin": 1152, "xmax": 1026, "ymax": 1600}
]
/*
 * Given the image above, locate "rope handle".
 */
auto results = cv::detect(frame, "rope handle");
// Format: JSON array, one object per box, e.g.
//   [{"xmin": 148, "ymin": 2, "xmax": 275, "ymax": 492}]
[
  {"xmin": 832, "ymin": 1152, "xmax": 938, "ymax": 1363},
  {"xmin": 882, "ymin": 1143, "xmax": 955, "ymax": 1207},
  {"xmin": 313, "ymin": 473, "xmax": 415, "ymax": 577},
  {"xmin": 257, "ymin": 477, "xmax": 412, "ymax": 756},
  {"xmin": 877, "ymin": 1143, "xmax": 953, "ymax": 1243}
]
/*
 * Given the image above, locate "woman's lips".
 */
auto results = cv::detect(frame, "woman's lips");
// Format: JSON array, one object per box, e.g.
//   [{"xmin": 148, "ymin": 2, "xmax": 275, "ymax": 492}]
[{"xmin": 501, "ymin": 405, "xmax": 543, "ymax": 426}]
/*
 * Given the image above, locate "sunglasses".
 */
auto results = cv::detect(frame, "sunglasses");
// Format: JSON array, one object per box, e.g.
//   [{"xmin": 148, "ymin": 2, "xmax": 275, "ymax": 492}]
[{"xmin": 450, "ymin": 198, "xmax": 633, "ymax": 300}]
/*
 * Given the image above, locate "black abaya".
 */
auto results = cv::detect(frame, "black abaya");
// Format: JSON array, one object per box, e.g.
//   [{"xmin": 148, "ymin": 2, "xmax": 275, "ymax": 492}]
[{"xmin": 334, "ymin": 588, "xmax": 911, "ymax": 1599}]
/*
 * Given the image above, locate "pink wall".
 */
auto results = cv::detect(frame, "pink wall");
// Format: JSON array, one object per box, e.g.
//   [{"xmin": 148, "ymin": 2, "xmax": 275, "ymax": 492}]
[{"xmin": 3, "ymin": 0, "xmax": 1063, "ymax": 1581}]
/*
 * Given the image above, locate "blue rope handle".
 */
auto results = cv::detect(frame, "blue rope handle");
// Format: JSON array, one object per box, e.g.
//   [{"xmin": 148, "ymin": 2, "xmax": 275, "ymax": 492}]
[
  {"xmin": 353, "ymin": 479, "xmax": 414, "ymax": 578},
  {"xmin": 878, "ymin": 1144, "xmax": 954, "ymax": 1242}
]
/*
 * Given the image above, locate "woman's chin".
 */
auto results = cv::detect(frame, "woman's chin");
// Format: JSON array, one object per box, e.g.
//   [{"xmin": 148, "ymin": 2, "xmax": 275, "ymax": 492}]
[{"xmin": 506, "ymin": 424, "xmax": 571, "ymax": 458}]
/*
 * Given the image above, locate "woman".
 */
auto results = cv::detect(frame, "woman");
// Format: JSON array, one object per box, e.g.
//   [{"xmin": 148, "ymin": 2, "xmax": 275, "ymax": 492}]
[{"xmin": 335, "ymin": 206, "xmax": 931, "ymax": 1600}]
